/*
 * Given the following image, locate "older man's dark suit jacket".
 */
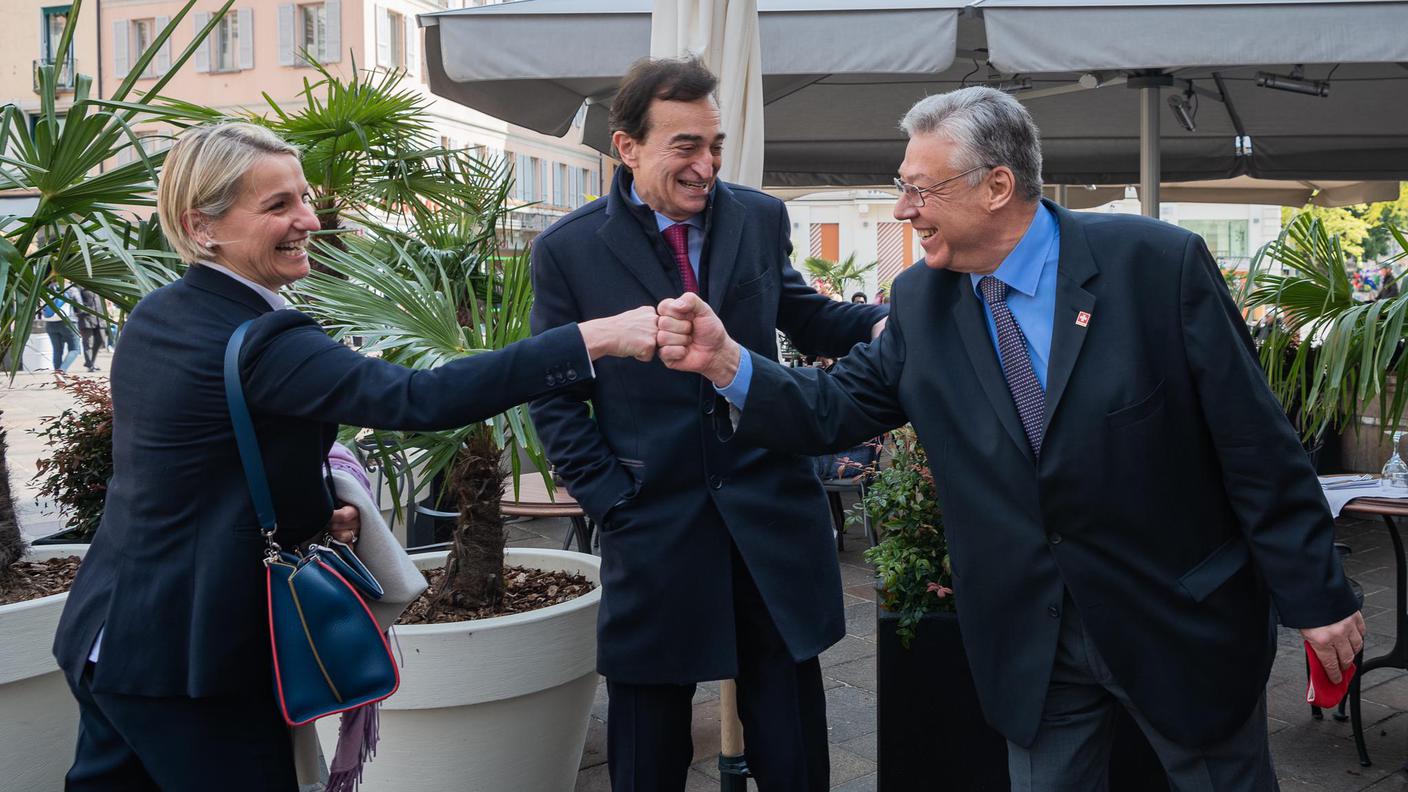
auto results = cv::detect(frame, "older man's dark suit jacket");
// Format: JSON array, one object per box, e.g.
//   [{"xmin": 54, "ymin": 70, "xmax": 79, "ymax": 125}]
[
  {"xmin": 53, "ymin": 265, "xmax": 592, "ymax": 697},
  {"xmin": 730, "ymin": 200, "xmax": 1358, "ymax": 747},
  {"xmin": 529, "ymin": 171, "xmax": 886, "ymax": 683}
]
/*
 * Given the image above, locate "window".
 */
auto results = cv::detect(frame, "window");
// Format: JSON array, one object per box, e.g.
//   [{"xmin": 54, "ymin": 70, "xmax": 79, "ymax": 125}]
[
  {"xmin": 553, "ymin": 163, "xmax": 567, "ymax": 207},
  {"xmin": 131, "ymin": 19, "xmax": 157, "ymax": 78},
  {"xmin": 1179, "ymin": 219, "xmax": 1250, "ymax": 264},
  {"xmin": 40, "ymin": 6, "xmax": 76, "ymax": 88},
  {"xmin": 388, "ymin": 11, "xmax": 405, "ymax": 69},
  {"xmin": 213, "ymin": 13, "xmax": 239, "ymax": 72},
  {"xmin": 300, "ymin": 3, "xmax": 327, "ymax": 63}
]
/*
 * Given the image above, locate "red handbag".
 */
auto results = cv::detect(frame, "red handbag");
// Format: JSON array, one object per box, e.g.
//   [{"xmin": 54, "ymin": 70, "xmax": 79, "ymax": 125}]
[{"xmin": 1304, "ymin": 640, "xmax": 1356, "ymax": 709}]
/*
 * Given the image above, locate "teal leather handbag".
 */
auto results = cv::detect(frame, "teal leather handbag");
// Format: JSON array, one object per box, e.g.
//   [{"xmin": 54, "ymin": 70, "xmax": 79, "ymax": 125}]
[{"xmin": 225, "ymin": 320, "xmax": 399, "ymax": 726}]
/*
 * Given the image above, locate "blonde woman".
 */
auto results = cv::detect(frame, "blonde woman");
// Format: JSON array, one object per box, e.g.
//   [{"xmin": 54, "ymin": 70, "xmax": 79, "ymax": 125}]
[{"xmin": 52, "ymin": 122, "xmax": 658, "ymax": 790}]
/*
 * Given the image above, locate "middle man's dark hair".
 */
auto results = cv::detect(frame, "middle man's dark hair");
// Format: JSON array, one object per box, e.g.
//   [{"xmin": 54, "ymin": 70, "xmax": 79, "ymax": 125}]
[{"xmin": 609, "ymin": 57, "xmax": 718, "ymax": 143}]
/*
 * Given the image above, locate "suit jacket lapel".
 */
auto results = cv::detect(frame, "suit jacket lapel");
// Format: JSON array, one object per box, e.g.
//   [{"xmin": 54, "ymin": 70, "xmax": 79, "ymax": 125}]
[
  {"xmin": 704, "ymin": 182, "xmax": 744, "ymax": 312},
  {"xmin": 1042, "ymin": 200, "xmax": 1099, "ymax": 434},
  {"xmin": 951, "ymin": 280, "xmax": 1036, "ymax": 465},
  {"xmin": 598, "ymin": 182, "xmax": 677, "ymax": 305}
]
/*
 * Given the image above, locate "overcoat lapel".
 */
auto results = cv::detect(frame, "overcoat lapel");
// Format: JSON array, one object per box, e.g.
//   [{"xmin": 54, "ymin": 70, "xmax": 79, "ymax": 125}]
[
  {"xmin": 704, "ymin": 182, "xmax": 745, "ymax": 312},
  {"xmin": 597, "ymin": 176, "xmax": 677, "ymax": 305}
]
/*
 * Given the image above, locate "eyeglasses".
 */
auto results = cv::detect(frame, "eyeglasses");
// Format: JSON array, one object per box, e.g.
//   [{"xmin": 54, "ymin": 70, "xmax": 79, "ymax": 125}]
[{"xmin": 892, "ymin": 165, "xmax": 991, "ymax": 207}]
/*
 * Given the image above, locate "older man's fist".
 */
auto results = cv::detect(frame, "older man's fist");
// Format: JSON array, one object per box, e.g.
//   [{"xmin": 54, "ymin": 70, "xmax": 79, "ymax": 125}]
[{"xmin": 656, "ymin": 293, "xmax": 742, "ymax": 387}]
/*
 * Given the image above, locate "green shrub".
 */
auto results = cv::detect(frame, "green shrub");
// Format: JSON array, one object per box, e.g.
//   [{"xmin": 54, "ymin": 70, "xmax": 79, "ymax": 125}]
[
  {"xmin": 857, "ymin": 426, "xmax": 951, "ymax": 647},
  {"xmin": 32, "ymin": 375, "xmax": 113, "ymax": 542}
]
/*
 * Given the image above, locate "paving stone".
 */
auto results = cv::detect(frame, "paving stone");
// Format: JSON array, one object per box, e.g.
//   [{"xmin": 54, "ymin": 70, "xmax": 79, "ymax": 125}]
[
  {"xmin": 844, "ymin": 601, "xmax": 876, "ymax": 638},
  {"xmin": 831, "ymin": 772, "xmax": 878, "ymax": 792},
  {"xmin": 580, "ymin": 715, "xmax": 607, "ymax": 770},
  {"xmin": 825, "ymin": 655, "xmax": 876, "ymax": 693},
  {"xmin": 574, "ymin": 762, "xmax": 611, "ymax": 792},
  {"xmin": 837, "ymin": 731, "xmax": 878, "ymax": 762},
  {"xmin": 821, "ymin": 635, "xmax": 877, "ymax": 670},
  {"xmin": 1271, "ymin": 711, "xmax": 1408, "ymax": 789},
  {"xmin": 825, "ymin": 684, "xmax": 879, "ymax": 743},
  {"xmin": 828, "ymin": 744, "xmax": 877, "ymax": 786},
  {"xmin": 838, "ymin": 562, "xmax": 878, "ymax": 589}
]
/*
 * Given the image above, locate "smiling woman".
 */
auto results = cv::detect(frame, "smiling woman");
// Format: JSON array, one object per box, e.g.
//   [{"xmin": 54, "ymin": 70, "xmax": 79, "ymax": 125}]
[{"xmin": 49, "ymin": 121, "xmax": 664, "ymax": 791}]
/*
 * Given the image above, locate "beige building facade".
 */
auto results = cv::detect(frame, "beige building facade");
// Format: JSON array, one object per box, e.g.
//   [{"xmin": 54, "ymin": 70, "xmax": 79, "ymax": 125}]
[
  {"xmin": 2, "ymin": 0, "xmax": 601, "ymax": 239},
  {"xmin": 0, "ymin": 0, "xmax": 100, "ymax": 119}
]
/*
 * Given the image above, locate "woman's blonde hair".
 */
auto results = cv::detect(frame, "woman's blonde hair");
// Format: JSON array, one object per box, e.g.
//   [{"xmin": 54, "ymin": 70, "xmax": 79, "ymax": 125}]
[{"xmin": 157, "ymin": 122, "xmax": 300, "ymax": 263}]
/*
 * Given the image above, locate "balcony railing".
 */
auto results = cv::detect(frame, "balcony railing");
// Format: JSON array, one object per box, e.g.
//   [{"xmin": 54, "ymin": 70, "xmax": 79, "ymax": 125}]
[{"xmin": 33, "ymin": 58, "xmax": 76, "ymax": 93}]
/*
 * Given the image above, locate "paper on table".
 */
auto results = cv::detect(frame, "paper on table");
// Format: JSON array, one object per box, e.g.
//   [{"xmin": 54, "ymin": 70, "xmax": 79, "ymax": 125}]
[{"xmin": 1320, "ymin": 476, "xmax": 1408, "ymax": 518}]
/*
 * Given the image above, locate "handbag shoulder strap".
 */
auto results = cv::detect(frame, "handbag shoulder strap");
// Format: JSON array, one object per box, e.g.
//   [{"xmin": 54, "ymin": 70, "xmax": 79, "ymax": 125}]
[{"xmin": 223, "ymin": 319, "xmax": 278, "ymax": 537}]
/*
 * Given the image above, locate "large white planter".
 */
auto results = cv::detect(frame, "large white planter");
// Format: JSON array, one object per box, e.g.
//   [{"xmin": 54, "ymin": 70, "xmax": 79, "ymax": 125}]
[
  {"xmin": 0, "ymin": 544, "xmax": 88, "ymax": 792},
  {"xmin": 317, "ymin": 547, "xmax": 602, "ymax": 792}
]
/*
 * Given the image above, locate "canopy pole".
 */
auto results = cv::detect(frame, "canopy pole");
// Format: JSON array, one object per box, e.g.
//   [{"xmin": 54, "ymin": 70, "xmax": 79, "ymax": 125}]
[
  {"xmin": 1054, "ymin": 184, "xmax": 1069, "ymax": 206},
  {"xmin": 1140, "ymin": 85, "xmax": 1161, "ymax": 218}
]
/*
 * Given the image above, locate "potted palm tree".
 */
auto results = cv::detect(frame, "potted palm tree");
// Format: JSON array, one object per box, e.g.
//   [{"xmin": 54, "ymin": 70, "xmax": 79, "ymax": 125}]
[
  {"xmin": 0, "ymin": 3, "xmax": 223, "ymax": 787},
  {"xmin": 1241, "ymin": 213, "xmax": 1408, "ymax": 468},
  {"xmin": 799, "ymin": 252, "xmax": 877, "ymax": 299}
]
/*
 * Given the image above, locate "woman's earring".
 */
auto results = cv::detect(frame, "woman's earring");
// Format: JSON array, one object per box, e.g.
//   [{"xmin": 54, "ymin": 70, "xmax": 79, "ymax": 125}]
[{"xmin": 205, "ymin": 241, "xmax": 216, "ymax": 250}]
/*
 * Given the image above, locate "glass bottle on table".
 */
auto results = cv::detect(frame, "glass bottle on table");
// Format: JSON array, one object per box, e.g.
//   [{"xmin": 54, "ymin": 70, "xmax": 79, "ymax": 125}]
[{"xmin": 1383, "ymin": 430, "xmax": 1408, "ymax": 489}]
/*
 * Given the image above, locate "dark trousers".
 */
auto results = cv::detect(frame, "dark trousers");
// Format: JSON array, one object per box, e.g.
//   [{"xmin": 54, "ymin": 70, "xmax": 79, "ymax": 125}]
[
  {"xmin": 65, "ymin": 664, "xmax": 296, "ymax": 791},
  {"xmin": 606, "ymin": 545, "xmax": 830, "ymax": 792},
  {"xmin": 1008, "ymin": 594, "xmax": 1277, "ymax": 792},
  {"xmin": 81, "ymin": 327, "xmax": 103, "ymax": 369}
]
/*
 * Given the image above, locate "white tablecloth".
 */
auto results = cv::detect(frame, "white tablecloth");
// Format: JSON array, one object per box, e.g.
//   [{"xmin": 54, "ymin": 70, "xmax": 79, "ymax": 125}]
[{"xmin": 1321, "ymin": 477, "xmax": 1408, "ymax": 518}]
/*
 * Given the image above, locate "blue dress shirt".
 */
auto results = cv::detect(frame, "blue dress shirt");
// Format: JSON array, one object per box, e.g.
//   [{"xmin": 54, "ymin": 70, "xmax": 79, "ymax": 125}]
[
  {"xmin": 969, "ymin": 203, "xmax": 1060, "ymax": 389},
  {"xmin": 627, "ymin": 182, "xmax": 753, "ymax": 406}
]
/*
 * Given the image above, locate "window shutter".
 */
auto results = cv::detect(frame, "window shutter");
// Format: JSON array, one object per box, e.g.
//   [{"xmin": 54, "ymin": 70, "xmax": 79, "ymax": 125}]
[
  {"xmin": 406, "ymin": 19, "xmax": 419, "ymax": 77},
  {"xmin": 155, "ymin": 16, "xmax": 171, "ymax": 74},
  {"xmin": 277, "ymin": 4, "xmax": 294, "ymax": 66},
  {"xmin": 324, "ymin": 0, "xmax": 341, "ymax": 62},
  {"xmin": 515, "ymin": 154, "xmax": 527, "ymax": 201},
  {"xmin": 238, "ymin": 8, "xmax": 254, "ymax": 70},
  {"xmin": 114, "ymin": 20, "xmax": 131, "ymax": 76},
  {"xmin": 191, "ymin": 14, "xmax": 208, "ymax": 73},
  {"xmin": 375, "ymin": 6, "xmax": 391, "ymax": 68}
]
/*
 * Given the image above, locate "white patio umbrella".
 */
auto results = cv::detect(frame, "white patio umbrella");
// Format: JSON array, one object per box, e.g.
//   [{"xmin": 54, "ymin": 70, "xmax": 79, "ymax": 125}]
[
  {"xmin": 421, "ymin": 0, "xmax": 1408, "ymax": 216},
  {"xmin": 650, "ymin": 0, "xmax": 765, "ymax": 186}
]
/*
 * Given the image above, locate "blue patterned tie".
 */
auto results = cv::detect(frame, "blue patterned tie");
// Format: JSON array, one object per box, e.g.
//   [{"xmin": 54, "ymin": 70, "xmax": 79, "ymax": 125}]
[{"xmin": 979, "ymin": 276, "xmax": 1045, "ymax": 458}]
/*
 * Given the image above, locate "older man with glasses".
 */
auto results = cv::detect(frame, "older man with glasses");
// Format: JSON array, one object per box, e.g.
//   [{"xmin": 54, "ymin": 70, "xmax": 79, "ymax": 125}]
[{"xmin": 656, "ymin": 85, "xmax": 1363, "ymax": 791}]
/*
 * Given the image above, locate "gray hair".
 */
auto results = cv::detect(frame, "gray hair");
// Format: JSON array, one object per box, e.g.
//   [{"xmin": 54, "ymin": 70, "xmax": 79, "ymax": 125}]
[{"xmin": 899, "ymin": 87, "xmax": 1044, "ymax": 202}]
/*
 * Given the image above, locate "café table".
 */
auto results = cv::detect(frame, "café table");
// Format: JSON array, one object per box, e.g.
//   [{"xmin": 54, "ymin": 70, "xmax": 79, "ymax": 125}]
[
  {"xmin": 499, "ymin": 473, "xmax": 595, "ymax": 554},
  {"xmin": 1341, "ymin": 494, "xmax": 1408, "ymax": 766}
]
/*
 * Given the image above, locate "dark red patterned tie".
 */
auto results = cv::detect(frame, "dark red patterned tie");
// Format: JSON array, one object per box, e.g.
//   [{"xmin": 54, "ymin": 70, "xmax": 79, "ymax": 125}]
[{"xmin": 663, "ymin": 223, "xmax": 700, "ymax": 294}]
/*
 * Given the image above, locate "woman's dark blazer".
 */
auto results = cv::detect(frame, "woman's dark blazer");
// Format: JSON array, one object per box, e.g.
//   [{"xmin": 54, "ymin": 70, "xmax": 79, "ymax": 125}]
[{"xmin": 53, "ymin": 265, "xmax": 591, "ymax": 698}]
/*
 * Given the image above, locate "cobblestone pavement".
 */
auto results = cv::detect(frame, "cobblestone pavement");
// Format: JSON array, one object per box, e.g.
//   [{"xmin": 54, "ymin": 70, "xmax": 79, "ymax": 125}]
[{"xmin": 6, "ymin": 369, "xmax": 1408, "ymax": 790}]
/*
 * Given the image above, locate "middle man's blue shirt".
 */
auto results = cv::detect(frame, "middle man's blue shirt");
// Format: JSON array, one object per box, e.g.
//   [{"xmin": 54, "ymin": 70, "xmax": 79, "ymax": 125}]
[{"xmin": 969, "ymin": 202, "xmax": 1060, "ymax": 389}]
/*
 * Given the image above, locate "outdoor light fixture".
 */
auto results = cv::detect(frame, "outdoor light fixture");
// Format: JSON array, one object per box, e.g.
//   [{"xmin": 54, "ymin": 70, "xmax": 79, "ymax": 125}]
[
  {"xmin": 1167, "ymin": 88, "xmax": 1198, "ymax": 132},
  {"xmin": 1255, "ymin": 65, "xmax": 1330, "ymax": 97}
]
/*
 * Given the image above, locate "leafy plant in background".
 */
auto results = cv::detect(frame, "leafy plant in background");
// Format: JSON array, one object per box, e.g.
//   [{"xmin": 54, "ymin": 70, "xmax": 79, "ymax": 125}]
[
  {"xmin": 32, "ymin": 375, "xmax": 114, "ymax": 542},
  {"xmin": 799, "ymin": 253, "xmax": 877, "ymax": 297},
  {"xmin": 0, "ymin": 0, "xmax": 226, "ymax": 579},
  {"xmin": 858, "ymin": 426, "xmax": 951, "ymax": 647},
  {"xmin": 1240, "ymin": 212, "xmax": 1408, "ymax": 441}
]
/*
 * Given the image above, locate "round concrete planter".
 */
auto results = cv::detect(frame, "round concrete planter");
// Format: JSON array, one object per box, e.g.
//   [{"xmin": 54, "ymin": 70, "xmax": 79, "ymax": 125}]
[
  {"xmin": 317, "ymin": 547, "xmax": 602, "ymax": 791},
  {"xmin": 0, "ymin": 544, "xmax": 88, "ymax": 791}
]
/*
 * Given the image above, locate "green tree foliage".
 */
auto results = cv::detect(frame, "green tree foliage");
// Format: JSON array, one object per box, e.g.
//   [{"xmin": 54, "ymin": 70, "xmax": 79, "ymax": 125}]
[{"xmin": 1279, "ymin": 183, "xmax": 1408, "ymax": 262}]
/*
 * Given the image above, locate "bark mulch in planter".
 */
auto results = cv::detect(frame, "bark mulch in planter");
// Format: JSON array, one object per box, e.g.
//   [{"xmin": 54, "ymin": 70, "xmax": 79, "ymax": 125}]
[
  {"xmin": 398, "ymin": 565, "xmax": 595, "ymax": 625},
  {"xmin": 0, "ymin": 556, "xmax": 83, "ymax": 607}
]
